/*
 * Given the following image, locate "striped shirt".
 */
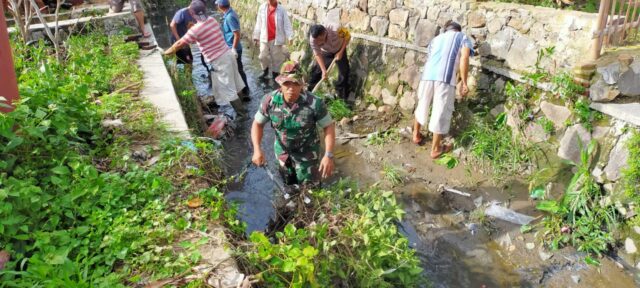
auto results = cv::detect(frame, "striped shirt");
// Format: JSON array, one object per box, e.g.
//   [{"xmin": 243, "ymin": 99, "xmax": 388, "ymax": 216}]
[
  {"xmin": 421, "ymin": 31, "xmax": 474, "ymax": 86},
  {"xmin": 181, "ymin": 17, "xmax": 230, "ymax": 63}
]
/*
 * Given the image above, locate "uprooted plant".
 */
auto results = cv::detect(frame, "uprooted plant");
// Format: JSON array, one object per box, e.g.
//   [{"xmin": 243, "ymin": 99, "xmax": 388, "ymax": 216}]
[{"xmin": 239, "ymin": 180, "xmax": 425, "ymax": 287}]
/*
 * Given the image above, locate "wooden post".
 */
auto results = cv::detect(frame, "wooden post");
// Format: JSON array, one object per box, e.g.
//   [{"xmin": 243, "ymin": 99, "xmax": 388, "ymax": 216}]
[
  {"xmin": 0, "ymin": 4, "xmax": 19, "ymax": 113},
  {"xmin": 591, "ymin": 0, "xmax": 612, "ymax": 60}
]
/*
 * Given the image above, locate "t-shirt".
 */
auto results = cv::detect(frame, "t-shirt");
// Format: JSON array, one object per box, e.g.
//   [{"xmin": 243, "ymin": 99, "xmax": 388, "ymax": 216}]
[
  {"xmin": 267, "ymin": 4, "xmax": 276, "ymax": 41},
  {"xmin": 181, "ymin": 17, "xmax": 230, "ymax": 63},
  {"xmin": 171, "ymin": 8, "xmax": 196, "ymax": 42},
  {"xmin": 309, "ymin": 23, "xmax": 349, "ymax": 56},
  {"xmin": 421, "ymin": 31, "xmax": 475, "ymax": 86},
  {"xmin": 222, "ymin": 8, "xmax": 242, "ymax": 52}
]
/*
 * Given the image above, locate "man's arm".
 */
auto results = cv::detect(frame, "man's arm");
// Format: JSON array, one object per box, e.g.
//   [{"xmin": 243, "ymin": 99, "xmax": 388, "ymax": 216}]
[
  {"xmin": 169, "ymin": 20, "xmax": 180, "ymax": 42},
  {"xmin": 232, "ymin": 30, "xmax": 241, "ymax": 50},
  {"xmin": 251, "ymin": 120, "xmax": 266, "ymax": 166},
  {"xmin": 319, "ymin": 123, "xmax": 336, "ymax": 178},
  {"xmin": 314, "ymin": 53, "xmax": 328, "ymax": 79},
  {"xmin": 164, "ymin": 39, "xmax": 187, "ymax": 55},
  {"xmin": 458, "ymin": 46, "xmax": 471, "ymax": 97}
]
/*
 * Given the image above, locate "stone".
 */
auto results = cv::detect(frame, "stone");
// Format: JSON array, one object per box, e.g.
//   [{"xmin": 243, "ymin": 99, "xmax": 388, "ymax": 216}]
[
  {"xmin": 427, "ymin": 6, "xmax": 440, "ymax": 20},
  {"xmin": 525, "ymin": 122, "xmax": 549, "ymax": 143},
  {"xmin": 382, "ymin": 88, "xmax": 398, "ymax": 106},
  {"xmin": 487, "ymin": 28, "xmax": 516, "ymax": 60},
  {"xmin": 370, "ymin": 16, "xmax": 390, "ymax": 37},
  {"xmin": 634, "ymin": 226, "xmax": 640, "ymax": 235},
  {"xmin": 590, "ymin": 102, "xmax": 640, "ymax": 127},
  {"xmin": 414, "ymin": 19, "xmax": 438, "ymax": 47},
  {"xmin": 487, "ymin": 18, "xmax": 502, "ymax": 34},
  {"xmin": 358, "ymin": 0, "xmax": 368, "ymax": 12},
  {"xmin": 327, "ymin": 0, "xmax": 337, "ymax": 9},
  {"xmin": 618, "ymin": 61, "xmax": 640, "ymax": 96},
  {"xmin": 389, "ymin": 8, "xmax": 410, "ymax": 27},
  {"xmin": 404, "ymin": 50, "xmax": 416, "ymax": 66},
  {"xmin": 618, "ymin": 54, "xmax": 634, "ymax": 66},
  {"xmin": 591, "ymin": 126, "xmax": 610, "ymax": 140},
  {"xmin": 494, "ymin": 78, "xmax": 506, "ymax": 92},
  {"xmin": 571, "ymin": 275, "xmax": 581, "ymax": 284},
  {"xmin": 540, "ymin": 101, "xmax": 571, "ymax": 128},
  {"xmin": 490, "ymin": 104, "xmax": 505, "ymax": 117},
  {"xmin": 340, "ymin": 117, "xmax": 351, "ymax": 126},
  {"xmin": 367, "ymin": 104, "xmax": 378, "ymax": 111},
  {"xmin": 590, "ymin": 79, "xmax": 621, "ymax": 102},
  {"xmin": 557, "ymin": 124, "xmax": 592, "ymax": 164},
  {"xmin": 101, "ymin": 119, "xmax": 124, "ymax": 128},
  {"xmin": 506, "ymin": 35, "xmax": 538, "ymax": 71},
  {"xmin": 378, "ymin": 105, "xmax": 392, "ymax": 113},
  {"xmin": 369, "ymin": 84, "xmax": 383, "ymax": 100},
  {"xmin": 325, "ymin": 8, "xmax": 342, "ymax": 25},
  {"xmin": 526, "ymin": 243, "xmax": 535, "ymax": 250},
  {"xmin": 604, "ymin": 132, "xmax": 632, "ymax": 181},
  {"xmin": 388, "ymin": 70, "xmax": 400, "ymax": 87},
  {"xmin": 538, "ymin": 249, "xmax": 553, "ymax": 261},
  {"xmin": 347, "ymin": 9, "xmax": 370, "ymax": 31},
  {"xmin": 399, "ymin": 91, "xmax": 416, "ymax": 111},
  {"xmin": 508, "ymin": 17, "xmax": 523, "ymax": 31},
  {"xmin": 388, "ymin": 24, "xmax": 407, "ymax": 40},
  {"xmin": 467, "ymin": 11, "xmax": 486, "ymax": 28},
  {"xmin": 592, "ymin": 166, "xmax": 606, "ymax": 183},
  {"xmin": 597, "ymin": 62, "xmax": 621, "ymax": 85},
  {"xmin": 626, "ymin": 238, "xmax": 637, "ymax": 254},
  {"xmin": 399, "ymin": 65, "xmax": 420, "ymax": 90},
  {"xmin": 290, "ymin": 50, "xmax": 306, "ymax": 63}
]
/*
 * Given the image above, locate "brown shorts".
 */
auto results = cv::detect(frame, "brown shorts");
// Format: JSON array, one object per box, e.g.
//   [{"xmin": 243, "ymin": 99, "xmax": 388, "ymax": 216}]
[{"xmin": 110, "ymin": 0, "xmax": 143, "ymax": 13}]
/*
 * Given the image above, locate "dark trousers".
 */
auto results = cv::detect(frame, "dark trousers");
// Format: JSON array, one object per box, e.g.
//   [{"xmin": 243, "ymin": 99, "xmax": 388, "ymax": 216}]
[
  {"xmin": 307, "ymin": 52, "xmax": 350, "ymax": 100},
  {"xmin": 176, "ymin": 47, "xmax": 192, "ymax": 65},
  {"xmin": 236, "ymin": 49, "xmax": 249, "ymax": 93}
]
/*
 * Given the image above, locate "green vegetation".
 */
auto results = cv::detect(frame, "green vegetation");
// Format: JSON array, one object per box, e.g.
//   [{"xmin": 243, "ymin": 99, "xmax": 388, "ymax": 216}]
[
  {"xmin": 366, "ymin": 128, "xmax": 402, "ymax": 146},
  {"xmin": 326, "ymin": 98, "xmax": 353, "ymax": 120},
  {"xmin": 0, "ymin": 29, "xmax": 239, "ymax": 286},
  {"xmin": 537, "ymin": 116, "xmax": 555, "ymax": 134},
  {"xmin": 459, "ymin": 112, "xmax": 535, "ymax": 176},
  {"xmin": 243, "ymin": 181, "xmax": 424, "ymax": 287},
  {"xmin": 536, "ymin": 141, "xmax": 619, "ymax": 255},
  {"xmin": 435, "ymin": 153, "xmax": 459, "ymax": 169},
  {"xmin": 623, "ymin": 130, "xmax": 640, "ymax": 198},
  {"xmin": 167, "ymin": 63, "xmax": 206, "ymax": 135},
  {"xmin": 495, "ymin": 0, "xmax": 600, "ymax": 13},
  {"xmin": 383, "ymin": 163, "xmax": 404, "ymax": 186}
]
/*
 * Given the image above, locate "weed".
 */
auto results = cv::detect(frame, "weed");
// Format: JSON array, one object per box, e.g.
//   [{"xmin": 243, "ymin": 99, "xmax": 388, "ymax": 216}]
[
  {"xmin": 537, "ymin": 117, "xmax": 555, "ymax": 134},
  {"xmin": 552, "ymin": 72, "xmax": 585, "ymax": 102},
  {"xmin": 243, "ymin": 181, "xmax": 424, "ymax": 287},
  {"xmin": 166, "ymin": 62, "xmax": 205, "ymax": 135},
  {"xmin": 326, "ymin": 99, "xmax": 353, "ymax": 120},
  {"xmin": 383, "ymin": 163, "xmax": 404, "ymax": 186},
  {"xmin": 435, "ymin": 153, "xmax": 459, "ymax": 169},
  {"xmin": 366, "ymin": 128, "xmax": 402, "ymax": 146}
]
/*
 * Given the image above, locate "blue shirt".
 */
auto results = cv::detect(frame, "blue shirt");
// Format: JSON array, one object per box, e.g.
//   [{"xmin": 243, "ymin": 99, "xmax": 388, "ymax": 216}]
[
  {"xmin": 222, "ymin": 8, "xmax": 242, "ymax": 52},
  {"xmin": 172, "ymin": 8, "xmax": 196, "ymax": 42},
  {"xmin": 421, "ymin": 31, "xmax": 474, "ymax": 86}
]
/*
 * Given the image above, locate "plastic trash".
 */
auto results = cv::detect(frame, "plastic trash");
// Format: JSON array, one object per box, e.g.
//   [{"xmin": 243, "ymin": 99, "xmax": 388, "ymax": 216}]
[{"xmin": 485, "ymin": 203, "xmax": 535, "ymax": 225}]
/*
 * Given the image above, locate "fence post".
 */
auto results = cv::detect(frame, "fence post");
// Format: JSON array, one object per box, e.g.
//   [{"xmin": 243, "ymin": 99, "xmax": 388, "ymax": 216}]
[
  {"xmin": 0, "ymin": 4, "xmax": 19, "ymax": 113},
  {"xmin": 591, "ymin": 0, "xmax": 612, "ymax": 60}
]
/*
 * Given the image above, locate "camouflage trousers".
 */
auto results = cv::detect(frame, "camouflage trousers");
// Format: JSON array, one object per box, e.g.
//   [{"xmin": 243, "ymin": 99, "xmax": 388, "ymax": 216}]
[{"xmin": 274, "ymin": 141, "xmax": 320, "ymax": 185}]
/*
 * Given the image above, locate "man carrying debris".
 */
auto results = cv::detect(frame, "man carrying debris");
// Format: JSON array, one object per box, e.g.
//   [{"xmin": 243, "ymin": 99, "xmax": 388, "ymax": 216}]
[
  {"xmin": 164, "ymin": 0, "xmax": 245, "ymax": 119},
  {"xmin": 307, "ymin": 24, "xmax": 351, "ymax": 100},
  {"xmin": 251, "ymin": 61, "xmax": 336, "ymax": 185},
  {"xmin": 252, "ymin": 0, "xmax": 293, "ymax": 81},
  {"xmin": 218, "ymin": 0, "xmax": 250, "ymax": 98},
  {"xmin": 109, "ymin": 0, "xmax": 150, "ymax": 38},
  {"xmin": 169, "ymin": 2, "xmax": 197, "ymax": 64},
  {"xmin": 413, "ymin": 21, "xmax": 473, "ymax": 159}
]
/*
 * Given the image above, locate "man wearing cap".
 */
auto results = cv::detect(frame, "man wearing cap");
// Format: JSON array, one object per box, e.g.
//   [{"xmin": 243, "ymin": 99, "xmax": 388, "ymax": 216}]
[
  {"xmin": 110, "ymin": 0, "xmax": 150, "ymax": 38},
  {"xmin": 164, "ymin": 0, "xmax": 246, "ymax": 118},
  {"xmin": 307, "ymin": 24, "xmax": 351, "ymax": 100},
  {"xmin": 169, "ymin": 3, "xmax": 197, "ymax": 64},
  {"xmin": 218, "ymin": 0, "xmax": 250, "ymax": 98},
  {"xmin": 413, "ymin": 20, "xmax": 474, "ymax": 159},
  {"xmin": 252, "ymin": 0, "xmax": 294, "ymax": 81},
  {"xmin": 251, "ymin": 61, "xmax": 336, "ymax": 185}
]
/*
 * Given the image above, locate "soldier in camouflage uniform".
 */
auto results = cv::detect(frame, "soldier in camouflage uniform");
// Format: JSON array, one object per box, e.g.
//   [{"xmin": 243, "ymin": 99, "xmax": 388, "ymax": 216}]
[{"xmin": 251, "ymin": 61, "xmax": 336, "ymax": 185}]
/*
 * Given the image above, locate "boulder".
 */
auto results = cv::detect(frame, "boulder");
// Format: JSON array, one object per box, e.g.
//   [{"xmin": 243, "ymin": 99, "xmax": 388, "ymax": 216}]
[
  {"xmin": 325, "ymin": 8, "xmax": 341, "ymax": 25},
  {"xmin": 626, "ymin": 238, "xmax": 637, "ymax": 254},
  {"xmin": 618, "ymin": 61, "xmax": 640, "ymax": 97},
  {"xmin": 370, "ymin": 16, "xmax": 390, "ymax": 37},
  {"xmin": 597, "ymin": 62, "xmax": 621, "ymax": 85},
  {"xmin": 399, "ymin": 65, "xmax": 420, "ymax": 90},
  {"xmin": 590, "ymin": 79, "xmax": 620, "ymax": 102},
  {"xmin": 590, "ymin": 102, "xmax": 640, "ymax": 127},
  {"xmin": 591, "ymin": 126, "xmax": 610, "ymax": 140},
  {"xmin": 592, "ymin": 166, "xmax": 606, "ymax": 183},
  {"xmin": 347, "ymin": 9, "xmax": 370, "ymax": 31},
  {"xmin": 508, "ymin": 17, "xmax": 523, "ymax": 31},
  {"xmin": 382, "ymin": 88, "xmax": 397, "ymax": 106},
  {"xmin": 540, "ymin": 101, "xmax": 571, "ymax": 128},
  {"xmin": 389, "ymin": 8, "xmax": 410, "ymax": 28},
  {"xmin": 557, "ymin": 124, "xmax": 592, "ymax": 164},
  {"xmin": 399, "ymin": 91, "xmax": 416, "ymax": 111},
  {"xmin": 487, "ymin": 18, "xmax": 502, "ymax": 34},
  {"xmin": 505, "ymin": 35, "xmax": 538, "ymax": 71},
  {"xmin": 467, "ymin": 11, "xmax": 486, "ymax": 28},
  {"xmin": 388, "ymin": 24, "xmax": 407, "ymax": 40},
  {"xmin": 368, "ymin": 84, "xmax": 383, "ymax": 100},
  {"xmin": 487, "ymin": 28, "xmax": 516, "ymax": 60},
  {"xmin": 427, "ymin": 6, "xmax": 440, "ymax": 20},
  {"xmin": 603, "ymin": 132, "xmax": 632, "ymax": 181},
  {"xmin": 414, "ymin": 19, "xmax": 439, "ymax": 47},
  {"xmin": 490, "ymin": 104, "xmax": 505, "ymax": 117},
  {"xmin": 525, "ymin": 122, "xmax": 549, "ymax": 143}
]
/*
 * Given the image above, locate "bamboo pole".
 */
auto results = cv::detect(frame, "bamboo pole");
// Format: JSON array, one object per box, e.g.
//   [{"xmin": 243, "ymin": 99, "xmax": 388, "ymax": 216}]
[{"xmin": 591, "ymin": 0, "xmax": 611, "ymax": 60}]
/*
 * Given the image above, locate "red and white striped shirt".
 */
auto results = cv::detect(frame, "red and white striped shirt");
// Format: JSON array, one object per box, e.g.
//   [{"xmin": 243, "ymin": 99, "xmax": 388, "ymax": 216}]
[{"xmin": 180, "ymin": 17, "xmax": 229, "ymax": 63}]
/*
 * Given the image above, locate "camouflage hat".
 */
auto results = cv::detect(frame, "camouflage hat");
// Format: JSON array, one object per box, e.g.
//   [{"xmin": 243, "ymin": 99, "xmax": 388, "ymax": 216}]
[{"xmin": 275, "ymin": 61, "xmax": 304, "ymax": 85}]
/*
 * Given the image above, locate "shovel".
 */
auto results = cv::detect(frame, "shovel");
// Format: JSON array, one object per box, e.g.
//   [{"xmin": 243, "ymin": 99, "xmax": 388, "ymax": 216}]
[{"xmin": 311, "ymin": 58, "xmax": 337, "ymax": 94}]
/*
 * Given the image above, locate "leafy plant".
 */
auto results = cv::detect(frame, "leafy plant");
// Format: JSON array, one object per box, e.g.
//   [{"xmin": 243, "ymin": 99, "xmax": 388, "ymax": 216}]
[
  {"xmin": 435, "ymin": 153, "xmax": 459, "ymax": 169},
  {"xmin": 366, "ymin": 129, "xmax": 402, "ymax": 146},
  {"xmin": 326, "ymin": 99, "xmax": 353, "ymax": 120},
  {"xmin": 383, "ymin": 163, "xmax": 404, "ymax": 186},
  {"xmin": 537, "ymin": 116, "xmax": 555, "ymax": 134}
]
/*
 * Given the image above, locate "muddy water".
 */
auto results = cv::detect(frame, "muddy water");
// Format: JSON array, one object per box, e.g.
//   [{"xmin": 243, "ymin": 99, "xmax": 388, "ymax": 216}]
[{"xmin": 148, "ymin": 8, "xmax": 638, "ymax": 287}]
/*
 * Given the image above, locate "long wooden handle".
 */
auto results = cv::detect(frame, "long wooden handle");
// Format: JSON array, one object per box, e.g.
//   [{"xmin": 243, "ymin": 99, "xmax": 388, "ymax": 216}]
[{"xmin": 311, "ymin": 58, "xmax": 337, "ymax": 94}]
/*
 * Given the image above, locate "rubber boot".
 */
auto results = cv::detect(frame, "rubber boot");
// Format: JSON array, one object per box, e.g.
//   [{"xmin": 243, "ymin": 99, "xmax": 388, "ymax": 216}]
[{"xmin": 259, "ymin": 69, "xmax": 269, "ymax": 80}]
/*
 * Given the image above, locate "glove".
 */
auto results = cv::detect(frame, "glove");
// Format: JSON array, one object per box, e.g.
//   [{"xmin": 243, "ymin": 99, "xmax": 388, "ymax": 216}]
[{"xmin": 231, "ymin": 49, "xmax": 238, "ymax": 59}]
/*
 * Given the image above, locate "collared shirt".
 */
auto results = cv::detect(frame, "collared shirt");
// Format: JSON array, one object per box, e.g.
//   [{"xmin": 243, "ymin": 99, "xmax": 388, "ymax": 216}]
[
  {"xmin": 181, "ymin": 17, "xmax": 230, "ymax": 63},
  {"xmin": 255, "ymin": 90, "xmax": 333, "ymax": 156},
  {"xmin": 171, "ymin": 7, "xmax": 196, "ymax": 42},
  {"xmin": 252, "ymin": 2, "xmax": 294, "ymax": 45},
  {"xmin": 310, "ymin": 23, "xmax": 348, "ymax": 56},
  {"xmin": 421, "ymin": 31, "xmax": 475, "ymax": 86},
  {"xmin": 222, "ymin": 8, "xmax": 242, "ymax": 52}
]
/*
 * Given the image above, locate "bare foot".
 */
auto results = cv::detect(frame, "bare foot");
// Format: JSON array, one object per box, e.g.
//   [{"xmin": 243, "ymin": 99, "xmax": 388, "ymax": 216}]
[{"xmin": 430, "ymin": 143, "xmax": 453, "ymax": 159}]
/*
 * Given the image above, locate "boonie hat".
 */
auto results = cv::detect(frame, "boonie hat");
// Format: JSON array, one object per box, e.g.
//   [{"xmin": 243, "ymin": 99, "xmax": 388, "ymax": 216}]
[{"xmin": 275, "ymin": 61, "xmax": 304, "ymax": 85}]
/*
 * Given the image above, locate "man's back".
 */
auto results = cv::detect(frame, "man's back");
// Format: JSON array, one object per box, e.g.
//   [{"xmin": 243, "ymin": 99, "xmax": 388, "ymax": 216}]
[
  {"xmin": 422, "ymin": 31, "xmax": 474, "ymax": 86},
  {"xmin": 172, "ymin": 7, "xmax": 196, "ymax": 41}
]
